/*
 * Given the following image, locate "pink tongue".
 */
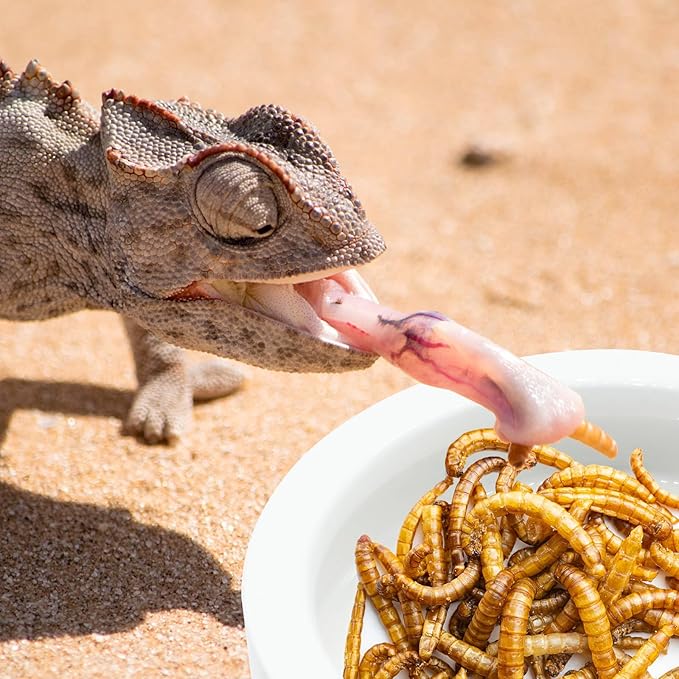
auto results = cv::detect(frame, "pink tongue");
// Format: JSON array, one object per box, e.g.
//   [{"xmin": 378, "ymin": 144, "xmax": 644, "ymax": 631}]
[{"xmin": 303, "ymin": 279, "xmax": 584, "ymax": 446}]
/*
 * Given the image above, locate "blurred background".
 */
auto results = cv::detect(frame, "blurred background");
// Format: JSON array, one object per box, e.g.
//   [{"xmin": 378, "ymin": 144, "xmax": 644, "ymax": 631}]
[{"xmin": 1, "ymin": 2, "xmax": 678, "ymax": 676}]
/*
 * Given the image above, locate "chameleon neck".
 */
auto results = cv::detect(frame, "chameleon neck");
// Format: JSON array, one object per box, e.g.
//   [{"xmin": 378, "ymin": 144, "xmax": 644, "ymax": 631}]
[{"xmin": 0, "ymin": 132, "xmax": 120, "ymax": 320}]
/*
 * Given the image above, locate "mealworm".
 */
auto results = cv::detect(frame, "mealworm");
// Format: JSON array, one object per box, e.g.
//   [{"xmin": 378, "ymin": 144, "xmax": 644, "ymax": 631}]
[
  {"xmin": 588, "ymin": 514, "xmax": 656, "ymax": 569},
  {"xmin": 613, "ymin": 626, "xmax": 674, "ymax": 679},
  {"xmin": 552, "ymin": 563, "xmax": 617, "ymax": 679},
  {"xmin": 562, "ymin": 662, "xmax": 597, "ymax": 679},
  {"xmin": 397, "ymin": 476, "xmax": 453, "ymax": 559},
  {"xmin": 510, "ymin": 500, "xmax": 591, "ymax": 579},
  {"xmin": 384, "ymin": 558, "xmax": 481, "ymax": 607},
  {"xmin": 659, "ymin": 668, "xmax": 679, "ymax": 679},
  {"xmin": 537, "ymin": 487, "xmax": 672, "ymax": 540},
  {"xmin": 598, "ymin": 525, "xmax": 643, "ymax": 608},
  {"xmin": 569, "ymin": 419, "xmax": 618, "ymax": 458},
  {"xmin": 404, "ymin": 543, "xmax": 432, "ymax": 578},
  {"xmin": 528, "ymin": 611, "xmax": 558, "ymax": 633},
  {"xmin": 650, "ymin": 541, "xmax": 679, "ymax": 577},
  {"xmin": 343, "ymin": 582, "xmax": 365, "ymax": 679},
  {"xmin": 425, "ymin": 656, "xmax": 456, "ymax": 678},
  {"xmin": 495, "ymin": 467, "xmax": 551, "ymax": 547},
  {"xmin": 372, "ymin": 542, "xmax": 424, "ymax": 647},
  {"xmin": 499, "ymin": 515, "xmax": 517, "ymax": 558},
  {"xmin": 420, "ymin": 503, "xmax": 448, "ymax": 660},
  {"xmin": 445, "ymin": 428, "xmax": 510, "ymax": 477},
  {"xmin": 481, "ymin": 514, "xmax": 504, "ymax": 586},
  {"xmin": 355, "ymin": 535, "xmax": 410, "ymax": 651},
  {"xmin": 461, "ymin": 491, "xmax": 605, "ymax": 578},
  {"xmin": 608, "ymin": 589, "xmax": 679, "ymax": 627},
  {"xmin": 631, "ymin": 447, "xmax": 679, "ymax": 509},
  {"xmin": 358, "ymin": 643, "xmax": 397, "ymax": 679},
  {"xmin": 448, "ymin": 456, "xmax": 506, "ymax": 575},
  {"xmin": 373, "ymin": 649, "xmax": 422, "ymax": 679},
  {"xmin": 436, "ymin": 631, "xmax": 498, "ymax": 678},
  {"xmin": 487, "ymin": 632, "xmax": 589, "ymax": 657},
  {"xmin": 530, "ymin": 590, "xmax": 570, "ymax": 616},
  {"xmin": 507, "ymin": 442, "xmax": 536, "ymax": 470},
  {"xmin": 448, "ymin": 588, "xmax": 484, "ymax": 638},
  {"xmin": 497, "ymin": 578, "xmax": 536, "ymax": 679},
  {"xmin": 464, "ymin": 569, "xmax": 515, "ymax": 650},
  {"xmin": 539, "ymin": 464, "xmax": 655, "ymax": 503}
]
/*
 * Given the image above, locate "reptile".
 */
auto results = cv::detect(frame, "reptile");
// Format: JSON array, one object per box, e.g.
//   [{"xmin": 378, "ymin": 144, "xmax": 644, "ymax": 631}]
[{"xmin": 0, "ymin": 59, "xmax": 385, "ymax": 443}]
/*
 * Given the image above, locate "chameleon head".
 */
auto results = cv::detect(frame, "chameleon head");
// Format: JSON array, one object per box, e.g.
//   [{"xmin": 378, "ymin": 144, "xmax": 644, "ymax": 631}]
[{"xmin": 100, "ymin": 92, "xmax": 385, "ymax": 371}]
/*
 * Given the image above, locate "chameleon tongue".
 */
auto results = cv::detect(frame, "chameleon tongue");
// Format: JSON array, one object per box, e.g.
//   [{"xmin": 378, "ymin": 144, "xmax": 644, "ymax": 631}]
[{"xmin": 307, "ymin": 279, "xmax": 586, "ymax": 446}]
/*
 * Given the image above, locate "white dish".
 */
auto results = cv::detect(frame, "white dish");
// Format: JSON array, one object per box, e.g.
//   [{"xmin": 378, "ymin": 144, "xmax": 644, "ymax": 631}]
[{"xmin": 243, "ymin": 350, "xmax": 679, "ymax": 677}]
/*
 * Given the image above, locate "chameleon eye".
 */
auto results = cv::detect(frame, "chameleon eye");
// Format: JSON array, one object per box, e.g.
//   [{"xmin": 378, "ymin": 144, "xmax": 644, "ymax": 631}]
[{"xmin": 194, "ymin": 159, "xmax": 278, "ymax": 242}]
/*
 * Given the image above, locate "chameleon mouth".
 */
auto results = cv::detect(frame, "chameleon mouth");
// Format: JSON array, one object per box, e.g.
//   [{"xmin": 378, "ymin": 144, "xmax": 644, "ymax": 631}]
[{"xmin": 168, "ymin": 268, "xmax": 378, "ymax": 349}]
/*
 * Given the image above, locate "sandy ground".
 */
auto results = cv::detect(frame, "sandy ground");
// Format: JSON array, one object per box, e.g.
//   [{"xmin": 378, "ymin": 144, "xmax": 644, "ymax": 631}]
[{"xmin": 0, "ymin": 1, "xmax": 678, "ymax": 676}]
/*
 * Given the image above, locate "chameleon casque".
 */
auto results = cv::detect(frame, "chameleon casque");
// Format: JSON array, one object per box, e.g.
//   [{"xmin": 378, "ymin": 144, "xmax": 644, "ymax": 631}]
[{"xmin": 0, "ymin": 60, "xmax": 385, "ymax": 442}]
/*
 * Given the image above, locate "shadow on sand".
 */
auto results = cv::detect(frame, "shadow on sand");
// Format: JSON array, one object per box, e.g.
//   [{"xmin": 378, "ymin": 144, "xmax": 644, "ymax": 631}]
[{"xmin": 0, "ymin": 378, "xmax": 243, "ymax": 640}]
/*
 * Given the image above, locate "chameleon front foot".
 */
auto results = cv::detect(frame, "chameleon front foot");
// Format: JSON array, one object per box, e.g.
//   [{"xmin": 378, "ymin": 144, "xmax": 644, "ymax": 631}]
[{"xmin": 124, "ymin": 367, "xmax": 193, "ymax": 444}]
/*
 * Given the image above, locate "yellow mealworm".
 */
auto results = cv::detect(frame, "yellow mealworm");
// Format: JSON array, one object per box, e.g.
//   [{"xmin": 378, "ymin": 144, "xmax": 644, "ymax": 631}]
[
  {"xmin": 530, "ymin": 656, "xmax": 548, "ymax": 679},
  {"xmin": 562, "ymin": 662, "xmax": 597, "ymax": 679},
  {"xmin": 507, "ymin": 442, "xmax": 536, "ymax": 470},
  {"xmin": 425, "ymin": 656, "xmax": 456, "ymax": 678},
  {"xmin": 448, "ymin": 588, "xmax": 484, "ymax": 638},
  {"xmin": 420, "ymin": 503, "xmax": 448, "ymax": 660},
  {"xmin": 650, "ymin": 541, "xmax": 679, "ymax": 577},
  {"xmin": 499, "ymin": 515, "xmax": 517, "ymax": 558},
  {"xmin": 436, "ymin": 631, "xmax": 498, "ymax": 678},
  {"xmin": 537, "ymin": 487, "xmax": 671, "ymax": 541},
  {"xmin": 445, "ymin": 428, "xmax": 510, "ymax": 477},
  {"xmin": 527, "ymin": 611, "xmax": 558, "ymax": 633},
  {"xmin": 497, "ymin": 578, "xmax": 536, "ymax": 679},
  {"xmin": 569, "ymin": 419, "xmax": 618, "ymax": 458},
  {"xmin": 530, "ymin": 590, "xmax": 570, "ymax": 616},
  {"xmin": 642, "ymin": 609, "xmax": 679, "ymax": 634},
  {"xmin": 448, "ymin": 456, "xmax": 506, "ymax": 575},
  {"xmin": 613, "ymin": 626, "xmax": 674, "ymax": 679},
  {"xmin": 373, "ymin": 649, "xmax": 422, "ymax": 679},
  {"xmin": 343, "ymin": 582, "xmax": 365, "ymax": 679},
  {"xmin": 540, "ymin": 464, "xmax": 655, "ymax": 503},
  {"xmin": 598, "ymin": 525, "xmax": 643, "ymax": 608},
  {"xmin": 464, "ymin": 569, "xmax": 515, "ymax": 650},
  {"xmin": 510, "ymin": 501, "xmax": 591, "ymax": 579},
  {"xmin": 358, "ymin": 643, "xmax": 397, "ymax": 679},
  {"xmin": 487, "ymin": 632, "xmax": 589, "ymax": 657},
  {"xmin": 372, "ymin": 542, "xmax": 424, "ymax": 647},
  {"xmin": 588, "ymin": 514, "xmax": 657, "ymax": 568},
  {"xmin": 659, "ymin": 668, "xmax": 679, "ymax": 679},
  {"xmin": 419, "ymin": 605, "xmax": 447, "ymax": 661},
  {"xmin": 553, "ymin": 563, "xmax": 617, "ymax": 679},
  {"xmin": 509, "ymin": 480, "xmax": 553, "ymax": 545},
  {"xmin": 631, "ymin": 448, "xmax": 679, "ymax": 509},
  {"xmin": 454, "ymin": 666, "xmax": 468, "ymax": 679},
  {"xmin": 385, "ymin": 558, "xmax": 481, "ymax": 607},
  {"xmin": 355, "ymin": 535, "xmax": 410, "ymax": 651},
  {"xmin": 404, "ymin": 543, "xmax": 431, "ymax": 578},
  {"xmin": 480, "ymin": 515, "xmax": 504, "ymax": 586},
  {"xmin": 608, "ymin": 589, "xmax": 679, "ymax": 627},
  {"xmin": 397, "ymin": 476, "xmax": 453, "ymax": 559},
  {"xmin": 461, "ymin": 491, "xmax": 605, "ymax": 578}
]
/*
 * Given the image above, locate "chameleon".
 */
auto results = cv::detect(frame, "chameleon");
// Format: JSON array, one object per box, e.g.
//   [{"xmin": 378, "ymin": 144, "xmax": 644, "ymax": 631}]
[{"xmin": 0, "ymin": 59, "xmax": 386, "ymax": 443}]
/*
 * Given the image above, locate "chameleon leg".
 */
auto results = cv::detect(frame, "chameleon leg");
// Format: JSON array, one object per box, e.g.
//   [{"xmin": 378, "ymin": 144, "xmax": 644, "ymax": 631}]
[{"xmin": 123, "ymin": 318, "xmax": 243, "ymax": 443}]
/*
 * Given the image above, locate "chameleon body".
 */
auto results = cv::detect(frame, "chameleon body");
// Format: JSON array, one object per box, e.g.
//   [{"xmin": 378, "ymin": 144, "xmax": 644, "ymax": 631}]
[{"xmin": 0, "ymin": 60, "xmax": 385, "ymax": 442}]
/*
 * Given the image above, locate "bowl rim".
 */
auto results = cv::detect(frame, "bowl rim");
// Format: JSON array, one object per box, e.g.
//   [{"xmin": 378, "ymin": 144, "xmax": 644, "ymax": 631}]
[{"xmin": 242, "ymin": 349, "xmax": 679, "ymax": 678}]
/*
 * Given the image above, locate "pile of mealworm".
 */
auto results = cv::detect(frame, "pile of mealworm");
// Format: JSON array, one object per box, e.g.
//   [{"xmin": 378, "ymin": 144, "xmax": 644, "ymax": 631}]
[{"xmin": 343, "ymin": 427, "xmax": 679, "ymax": 679}]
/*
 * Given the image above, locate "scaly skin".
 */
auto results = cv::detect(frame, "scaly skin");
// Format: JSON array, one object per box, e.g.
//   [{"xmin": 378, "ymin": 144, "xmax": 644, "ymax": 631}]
[{"xmin": 0, "ymin": 59, "xmax": 385, "ymax": 442}]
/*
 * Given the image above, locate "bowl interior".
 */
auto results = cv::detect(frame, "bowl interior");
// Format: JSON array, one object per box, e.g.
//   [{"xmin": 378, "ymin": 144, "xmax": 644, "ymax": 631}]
[{"xmin": 243, "ymin": 351, "xmax": 679, "ymax": 677}]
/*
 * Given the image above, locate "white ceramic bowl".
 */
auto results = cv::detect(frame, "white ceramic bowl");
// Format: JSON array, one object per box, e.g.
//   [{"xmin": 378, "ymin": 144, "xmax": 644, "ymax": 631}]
[{"xmin": 243, "ymin": 350, "xmax": 679, "ymax": 677}]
